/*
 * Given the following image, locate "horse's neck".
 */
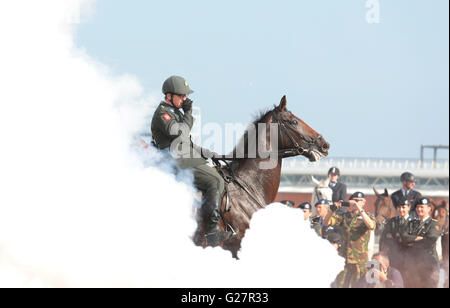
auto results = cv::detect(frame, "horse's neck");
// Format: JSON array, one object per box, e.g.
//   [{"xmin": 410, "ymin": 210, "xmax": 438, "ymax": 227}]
[{"xmin": 235, "ymin": 157, "xmax": 282, "ymax": 205}]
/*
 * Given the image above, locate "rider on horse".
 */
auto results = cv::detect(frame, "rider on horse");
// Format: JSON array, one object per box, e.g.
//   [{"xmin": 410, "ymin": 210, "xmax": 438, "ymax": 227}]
[{"xmin": 151, "ymin": 76, "xmax": 232, "ymax": 247}]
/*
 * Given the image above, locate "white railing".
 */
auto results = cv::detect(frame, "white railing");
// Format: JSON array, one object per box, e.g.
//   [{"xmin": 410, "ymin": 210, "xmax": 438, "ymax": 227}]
[{"xmin": 282, "ymin": 157, "xmax": 449, "ymax": 177}]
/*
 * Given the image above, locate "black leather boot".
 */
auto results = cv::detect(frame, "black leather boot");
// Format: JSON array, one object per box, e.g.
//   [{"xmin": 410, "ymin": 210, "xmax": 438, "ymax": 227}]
[{"xmin": 203, "ymin": 192, "xmax": 232, "ymax": 247}]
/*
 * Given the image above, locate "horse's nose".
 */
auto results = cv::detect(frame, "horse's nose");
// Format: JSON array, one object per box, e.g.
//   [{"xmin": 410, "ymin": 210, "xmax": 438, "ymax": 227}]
[{"xmin": 321, "ymin": 140, "xmax": 330, "ymax": 151}]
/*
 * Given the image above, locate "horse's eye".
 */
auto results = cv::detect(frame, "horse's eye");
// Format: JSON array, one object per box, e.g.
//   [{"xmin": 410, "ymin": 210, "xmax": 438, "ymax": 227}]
[{"xmin": 292, "ymin": 120, "xmax": 298, "ymax": 126}]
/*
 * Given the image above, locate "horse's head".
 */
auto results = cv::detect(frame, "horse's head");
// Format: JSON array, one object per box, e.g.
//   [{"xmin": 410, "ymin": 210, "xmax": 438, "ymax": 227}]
[
  {"xmin": 432, "ymin": 200, "xmax": 449, "ymax": 232},
  {"xmin": 271, "ymin": 96, "xmax": 329, "ymax": 162},
  {"xmin": 311, "ymin": 176, "xmax": 333, "ymax": 205},
  {"xmin": 373, "ymin": 188, "xmax": 397, "ymax": 230}
]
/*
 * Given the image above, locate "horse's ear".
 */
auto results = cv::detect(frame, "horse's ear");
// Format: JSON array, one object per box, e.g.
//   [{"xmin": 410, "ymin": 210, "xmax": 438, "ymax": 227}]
[
  {"xmin": 384, "ymin": 188, "xmax": 389, "ymax": 196},
  {"xmin": 311, "ymin": 176, "xmax": 320, "ymax": 186},
  {"xmin": 279, "ymin": 95, "xmax": 287, "ymax": 111},
  {"xmin": 373, "ymin": 188, "xmax": 380, "ymax": 196}
]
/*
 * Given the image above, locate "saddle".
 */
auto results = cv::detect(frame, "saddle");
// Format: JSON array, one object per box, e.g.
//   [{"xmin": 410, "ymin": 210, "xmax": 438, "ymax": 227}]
[{"xmin": 213, "ymin": 160, "xmax": 240, "ymax": 213}]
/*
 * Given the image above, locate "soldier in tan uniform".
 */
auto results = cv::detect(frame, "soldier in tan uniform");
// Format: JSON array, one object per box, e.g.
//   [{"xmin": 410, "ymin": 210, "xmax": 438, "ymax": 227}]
[{"xmin": 323, "ymin": 192, "xmax": 376, "ymax": 288}]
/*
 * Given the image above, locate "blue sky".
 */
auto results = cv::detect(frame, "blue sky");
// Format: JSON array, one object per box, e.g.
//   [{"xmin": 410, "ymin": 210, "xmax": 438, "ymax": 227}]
[{"xmin": 76, "ymin": 0, "xmax": 449, "ymax": 159}]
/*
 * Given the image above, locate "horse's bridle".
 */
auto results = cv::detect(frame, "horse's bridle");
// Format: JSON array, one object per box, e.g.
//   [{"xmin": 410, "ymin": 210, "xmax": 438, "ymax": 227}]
[{"xmin": 272, "ymin": 111, "xmax": 323, "ymax": 158}]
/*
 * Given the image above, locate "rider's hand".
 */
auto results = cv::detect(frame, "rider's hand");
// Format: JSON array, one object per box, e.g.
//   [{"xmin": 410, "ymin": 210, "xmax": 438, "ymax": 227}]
[
  {"xmin": 330, "ymin": 201, "xmax": 342, "ymax": 212},
  {"xmin": 374, "ymin": 269, "xmax": 388, "ymax": 282},
  {"xmin": 182, "ymin": 98, "xmax": 193, "ymax": 113},
  {"xmin": 355, "ymin": 197, "xmax": 366, "ymax": 207},
  {"xmin": 353, "ymin": 198, "xmax": 366, "ymax": 212},
  {"xmin": 202, "ymin": 148, "xmax": 219, "ymax": 159}
]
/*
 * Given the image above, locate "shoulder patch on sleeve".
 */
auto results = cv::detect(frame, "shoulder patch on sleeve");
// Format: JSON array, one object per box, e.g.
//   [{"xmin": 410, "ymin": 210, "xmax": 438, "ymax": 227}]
[{"xmin": 162, "ymin": 113, "xmax": 171, "ymax": 122}]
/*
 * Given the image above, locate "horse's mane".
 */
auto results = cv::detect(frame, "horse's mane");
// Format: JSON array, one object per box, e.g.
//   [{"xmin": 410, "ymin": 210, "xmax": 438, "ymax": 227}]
[
  {"xmin": 228, "ymin": 106, "xmax": 277, "ymax": 158},
  {"xmin": 252, "ymin": 107, "xmax": 275, "ymax": 125}
]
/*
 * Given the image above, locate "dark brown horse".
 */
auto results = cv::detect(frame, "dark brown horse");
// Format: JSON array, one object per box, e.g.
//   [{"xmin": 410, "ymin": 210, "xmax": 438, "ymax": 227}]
[
  {"xmin": 373, "ymin": 188, "xmax": 397, "ymax": 237},
  {"xmin": 194, "ymin": 96, "xmax": 330, "ymax": 258},
  {"xmin": 432, "ymin": 200, "xmax": 449, "ymax": 286}
]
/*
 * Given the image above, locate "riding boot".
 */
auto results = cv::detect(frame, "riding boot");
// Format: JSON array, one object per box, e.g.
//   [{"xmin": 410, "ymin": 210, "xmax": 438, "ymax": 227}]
[{"xmin": 203, "ymin": 191, "xmax": 233, "ymax": 247}]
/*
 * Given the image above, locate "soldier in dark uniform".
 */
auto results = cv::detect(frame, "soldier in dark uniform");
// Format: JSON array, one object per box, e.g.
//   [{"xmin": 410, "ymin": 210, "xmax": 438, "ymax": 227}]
[
  {"xmin": 328, "ymin": 167, "xmax": 347, "ymax": 204},
  {"xmin": 280, "ymin": 200, "xmax": 295, "ymax": 208},
  {"xmin": 400, "ymin": 197, "xmax": 441, "ymax": 288},
  {"xmin": 298, "ymin": 201, "xmax": 313, "ymax": 221},
  {"xmin": 391, "ymin": 172, "xmax": 422, "ymax": 213},
  {"xmin": 151, "ymin": 76, "xmax": 232, "ymax": 247},
  {"xmin": 380, "ymin": 198, "xmax": 413, "ymax": 276}
]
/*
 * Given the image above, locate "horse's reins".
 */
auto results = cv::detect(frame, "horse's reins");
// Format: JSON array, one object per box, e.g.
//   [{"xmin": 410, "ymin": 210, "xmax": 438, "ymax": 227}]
[{"xmin": 213, "ymin": 158, "xmax": 267, "ymax": 210}]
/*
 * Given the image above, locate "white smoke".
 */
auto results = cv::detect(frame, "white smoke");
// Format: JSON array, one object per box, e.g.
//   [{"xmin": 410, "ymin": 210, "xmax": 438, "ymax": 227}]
[{"xmin": 0, "ymin": 0, "xmax": 343, "ymax": 287}]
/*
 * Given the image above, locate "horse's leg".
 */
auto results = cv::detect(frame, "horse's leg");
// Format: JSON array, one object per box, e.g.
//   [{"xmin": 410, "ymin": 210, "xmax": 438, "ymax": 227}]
[{"xmin": 222, "ymin": 195, "xmax": 252, "ymax": 259}]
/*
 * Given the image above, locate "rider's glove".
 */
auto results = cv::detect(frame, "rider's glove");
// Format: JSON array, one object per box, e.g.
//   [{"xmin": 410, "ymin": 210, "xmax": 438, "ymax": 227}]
[{"xmin": 182, "ymin": 98, "xmax": 193, "ymax": 113}]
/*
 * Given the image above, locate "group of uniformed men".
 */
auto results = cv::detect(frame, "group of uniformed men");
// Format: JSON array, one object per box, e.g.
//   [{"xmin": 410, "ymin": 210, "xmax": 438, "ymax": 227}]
[
  {"xmin": 282, "ymin": 168, "xmax": 443, "ymax": 288},
  {"xmin": 380, "ymin": 173, "xmax": 442, "ymax": 288},
  {"xmin": 152, "ymin": 76, "xmax": 444, "ymax": 288}
]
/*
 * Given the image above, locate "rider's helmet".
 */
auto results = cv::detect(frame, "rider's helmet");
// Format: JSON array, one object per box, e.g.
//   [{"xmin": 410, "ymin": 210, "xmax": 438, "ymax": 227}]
[
  {"xmin": 162, "ymin": 76, "xmax": 194, "ymax": 95},
  {"xmin": 328, "ymin": 167, "xmax": 340, "ymax": 176},
  {"xmin": 400, "ymin": 172, "xmax": 415, "ymax": 183}
]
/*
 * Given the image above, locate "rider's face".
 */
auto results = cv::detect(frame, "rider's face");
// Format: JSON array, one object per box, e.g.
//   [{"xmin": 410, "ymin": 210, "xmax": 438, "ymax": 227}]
[
  {"xmin": 167, "ymin": 93, "xmax": 187, "ymax": 109},
  {"xmin": 403, "ymin": 181, "xmax": 415, "ymax": 190},
  {"xmin": 329, "ymin": 174, "xmax": 339, "ymax": 183}
]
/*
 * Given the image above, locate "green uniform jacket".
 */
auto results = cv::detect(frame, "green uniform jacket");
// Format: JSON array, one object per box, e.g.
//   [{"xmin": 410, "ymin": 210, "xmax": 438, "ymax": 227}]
[
  {"xmin": 329, "ymin": 212, "xmax": 376, "ymax": 265},
  {"xmin": 400, "ymin": 217, "xmax": 441, "ymax": 264},
  {"xmin": 151, "ymin": 101, "xmax": 207, "ymax": 169},
  {"xmin": 380, "ymin": 215, "xmax": 412, "ymax": 271},
  {"xmin": 381, "ymin": 216, "xmax": 411, "ymax": 250}
]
